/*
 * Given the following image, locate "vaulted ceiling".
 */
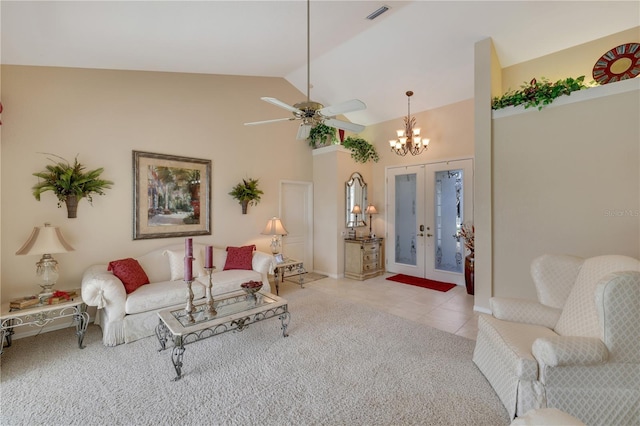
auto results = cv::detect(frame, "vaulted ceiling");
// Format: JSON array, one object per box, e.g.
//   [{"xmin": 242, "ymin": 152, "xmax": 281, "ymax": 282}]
[{"xmin": 2, "ymin": 1, "xmax": 638, "ymax": 126}]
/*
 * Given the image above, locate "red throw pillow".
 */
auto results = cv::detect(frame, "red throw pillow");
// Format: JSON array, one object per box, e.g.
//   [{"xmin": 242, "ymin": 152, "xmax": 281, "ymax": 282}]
[
  {"xmin": 107, "ymin": 258, "xmax": 150, "ymax": 294},
  {"xmin": 223, "ymin": 245, "xmax": 256, "ymax": 271}
]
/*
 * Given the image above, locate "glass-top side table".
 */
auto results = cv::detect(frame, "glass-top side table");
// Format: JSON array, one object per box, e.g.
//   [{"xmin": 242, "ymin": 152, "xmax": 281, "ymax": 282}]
[
  {"xmin": 273, "ymin": 258, "xmax": 306, "ymax": 295},
  {"xmin": 0, "ymin": 289, "xmax": 89, "ymax": 354}
]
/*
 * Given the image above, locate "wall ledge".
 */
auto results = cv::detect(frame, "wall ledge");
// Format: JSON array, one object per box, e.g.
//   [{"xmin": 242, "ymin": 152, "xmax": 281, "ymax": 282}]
[
  {"xmin": 311, "ymin": 144, "xmax": 350, "ymax": 156},
  {"xmin": 492, "ymin": 78, "xmax": 640, "ymax": 119}
]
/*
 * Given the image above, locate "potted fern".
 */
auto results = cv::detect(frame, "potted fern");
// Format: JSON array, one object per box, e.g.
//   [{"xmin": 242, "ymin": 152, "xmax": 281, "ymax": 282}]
[
  {"xmin": 229, "ymin": 178, "xmax": 263, "ymax": 214},
  {"xmin": 32, "ymin": 154, "xmax": 113, "ymax": 218},
  {"xmin": 342, "ymin": 136, "xmax": 379, "ymax": 163}
]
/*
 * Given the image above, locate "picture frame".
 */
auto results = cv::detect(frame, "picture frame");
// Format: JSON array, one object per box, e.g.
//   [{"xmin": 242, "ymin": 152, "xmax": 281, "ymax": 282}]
[
  {"xmin": 133, "ymin": 151, "xmax": 211, "ymax": 240},
  {"xmin": 274, "ymin": 253, "xmax": 285, "ymax": 264}
]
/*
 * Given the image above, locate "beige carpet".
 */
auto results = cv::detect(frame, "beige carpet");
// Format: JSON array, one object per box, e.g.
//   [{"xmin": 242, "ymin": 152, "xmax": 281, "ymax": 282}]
[{"xmin": 0, "ymin": 286, "xmax": 509, "ymax": 425}]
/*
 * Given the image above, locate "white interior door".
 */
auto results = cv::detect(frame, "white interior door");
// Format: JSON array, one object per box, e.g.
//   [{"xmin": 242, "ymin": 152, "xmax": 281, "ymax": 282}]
[
  {"xmin": 280, "ymin": 181, "xmax": 313, "ymax": 270},
  {"xmin": 424, "ymin": 159, "xmax": 473, "ymax": 285},
  {"xmin": 386, "ymin": 165, "xmax": 426, "ymax": 276}
]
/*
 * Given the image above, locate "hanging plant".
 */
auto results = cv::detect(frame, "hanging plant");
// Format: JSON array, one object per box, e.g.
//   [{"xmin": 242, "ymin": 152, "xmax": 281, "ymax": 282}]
[
  {"xmin": 491, "ymin": 76, "xmax": 588, "ymax": 111},
  {"xmin": 228, "ymin": 178, "xmax": 263, "ymax": 214},
  {"xmin": 308, "ymin": 123, "xmax": 338, "ymax": 148},
  {"xmin": 32, "ymin": 154, "xmax": 113, "ymax": 218},
  {"xmin": 342, "ymin": 136, "xmax": 379, "ymax": 164}
]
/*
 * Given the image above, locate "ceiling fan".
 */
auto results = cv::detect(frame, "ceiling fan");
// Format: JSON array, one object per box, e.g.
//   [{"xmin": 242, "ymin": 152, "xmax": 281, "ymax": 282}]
[{"xmin": 244, "ymin": 0, "xmax": 366, "ymax": 140}]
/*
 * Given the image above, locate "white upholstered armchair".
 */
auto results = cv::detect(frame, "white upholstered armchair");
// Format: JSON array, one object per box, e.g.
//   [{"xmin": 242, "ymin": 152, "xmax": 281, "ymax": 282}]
[{"xmin": 473, "ymin": 254, "xmax": 640, "ymax": 425}]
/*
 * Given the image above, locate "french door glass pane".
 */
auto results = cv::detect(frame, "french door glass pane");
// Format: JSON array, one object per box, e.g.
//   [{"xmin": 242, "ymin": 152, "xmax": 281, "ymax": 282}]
[
  {"xmin": 434, "ymin": 169, "xmax": 463, "ymax": 273},
  {"xmin": 394, "ymin": 173, "xmax": 417, "ymax": 266}
]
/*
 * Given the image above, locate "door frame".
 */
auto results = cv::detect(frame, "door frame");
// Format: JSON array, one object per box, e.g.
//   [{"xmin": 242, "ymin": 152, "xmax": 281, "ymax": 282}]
[
  {"xmin": 385, "ymin": 157, "xmax": 474, "ymax": 282},
  {"xmin": 279, "ymin": 180, "xmax": 314, "ymax": 270}
]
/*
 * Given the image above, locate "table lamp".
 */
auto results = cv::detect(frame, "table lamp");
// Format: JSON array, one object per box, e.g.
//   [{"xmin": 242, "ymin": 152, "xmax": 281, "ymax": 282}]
[
  {"xmin": 261, "ymin": 217, "xmax": 288, "ymax": 254},
  {"xmin": 365, "ymin": 204, "xmax": 378, "ymax": 237},
  {"xmin": 16, "ymin": 223, "xmax": 75, "ymax": 298}
]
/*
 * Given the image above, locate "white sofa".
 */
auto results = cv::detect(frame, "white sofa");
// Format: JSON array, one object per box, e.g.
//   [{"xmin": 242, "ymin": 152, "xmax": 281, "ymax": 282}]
[
  {"xmin": 473, "ymin": 254, "xmax": 640, "ymax": 425},
  {"xmin": 81, "ymin": 243, "xmax": 274, "ymax": 346}
]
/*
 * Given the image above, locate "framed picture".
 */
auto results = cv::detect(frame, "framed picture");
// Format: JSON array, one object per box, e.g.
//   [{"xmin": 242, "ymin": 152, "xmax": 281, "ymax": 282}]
[
  {"xmin": 274, "ymin": 253, "xmax": 285, "ymax": 264},
  {"xmin": 133, "ymin": 151, "xmax": 211, "ymax": 240}
]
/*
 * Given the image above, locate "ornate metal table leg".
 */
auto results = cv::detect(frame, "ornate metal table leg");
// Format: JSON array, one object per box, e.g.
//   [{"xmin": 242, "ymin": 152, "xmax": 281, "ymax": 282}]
[
  {"xmin": 280, "ymin": 309, "xmax": 291, "ymax": 337},
  {"xmin": 156, "ymin": 320, "xmax": 170, "ymax": 351},
  {"xmin": 74, "ymin": 304, "xmax": 90, "ymax": 349},
  {"xmin": 171, "ymin": 336, "xmax": 185, "ymax": 381},
  {"xmin": 1, "ymin": 319, "xmax": 15, "ymax": 355}
]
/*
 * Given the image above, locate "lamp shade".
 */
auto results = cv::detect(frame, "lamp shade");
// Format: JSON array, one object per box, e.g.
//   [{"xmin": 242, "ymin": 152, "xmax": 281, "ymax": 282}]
[
  {"xmin": 16, "ymin": 223, "xmax": 74, "ymax": 256},
  {"xmin": 351, "ymin": 205, "xmax": 362, "ymax": 214},
  {"xmin": 261, "ymin": 217, "xmax": 288, "ymax": 236},
  {"xmin": 365, "ymin": 205, "xmax": 378, "ymax": 215}
]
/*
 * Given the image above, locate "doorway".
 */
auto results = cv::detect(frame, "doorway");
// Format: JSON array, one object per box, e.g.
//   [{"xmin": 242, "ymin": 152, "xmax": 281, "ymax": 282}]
[
  {"xmin": 280, "ymin": 180, "xmax": 313, "ymax": 270},
  {"xmin": 386, "ymin": 159, "xmax": 473, "ymax": 284}
]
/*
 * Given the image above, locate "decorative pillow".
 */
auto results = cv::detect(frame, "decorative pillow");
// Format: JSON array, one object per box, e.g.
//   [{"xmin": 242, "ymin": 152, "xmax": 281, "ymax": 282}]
[
  {"xmin": 163, "ymin": 248, "xmax": 206, "ymax": 281},
  {"xmin": 107, "ymin": 258, "xmax": 150, "ymax": 294},
  {"xmin": 223, "ymin": 245, "xmax": 256, "ymax": 271}
]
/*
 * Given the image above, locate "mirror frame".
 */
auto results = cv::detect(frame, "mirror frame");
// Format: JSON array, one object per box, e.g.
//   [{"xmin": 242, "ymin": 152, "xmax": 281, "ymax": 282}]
[{"xmin": 345, "ymin": 172, "xmax": 368, "ymax": 227}]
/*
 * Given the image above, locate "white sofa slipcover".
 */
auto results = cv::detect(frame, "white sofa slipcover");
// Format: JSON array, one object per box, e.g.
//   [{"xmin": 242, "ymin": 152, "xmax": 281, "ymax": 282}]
[
  {"xmin": 473, "ymin": 254, "xmax": 640, "ymax": 425},
  {"xmin": 82, "ymin": 243, "xmax": 274, "ymax": 346}
]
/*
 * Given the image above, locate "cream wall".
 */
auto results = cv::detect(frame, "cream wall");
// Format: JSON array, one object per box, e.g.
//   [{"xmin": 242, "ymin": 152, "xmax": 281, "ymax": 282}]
[
  {"xmin": 0, "ymin": 65, "xmax": 313, "ymax": 302},
  {"xmin": 492, "ymin": 84, "xmax": 640, "ymax": 300},
  {"xmin": 501, "ymin": 27, "xmax": 640, "ymax": 91},
  {"xmin": 483, "ymin": 26, "xmax": 640, "ymax": 302},
  {"xmin": 312, "ymin": 145, "xmax": 372, "ymax": 278}
]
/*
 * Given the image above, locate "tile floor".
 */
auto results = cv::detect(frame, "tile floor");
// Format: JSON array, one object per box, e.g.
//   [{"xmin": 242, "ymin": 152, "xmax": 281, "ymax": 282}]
[{"xmin": 277, "ymin": 272, "xmax": 479, "ymax": 340}]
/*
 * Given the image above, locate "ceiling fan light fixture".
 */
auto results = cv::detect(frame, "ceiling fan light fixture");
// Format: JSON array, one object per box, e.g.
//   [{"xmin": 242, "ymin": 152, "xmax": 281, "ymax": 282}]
[
  {"xmin": 366, "ymin": 6, "xmax": 390, "ymax": 20},
  {"xmin": 243, "ymin": 0, "xmax": 367, "ymax": 137}
]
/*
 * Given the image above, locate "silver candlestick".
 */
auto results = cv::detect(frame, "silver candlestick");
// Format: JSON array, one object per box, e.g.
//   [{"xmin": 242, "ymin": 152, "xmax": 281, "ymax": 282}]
[
  {"xmin": 184, "ymin": 279, "xmax": 195, "ymax": 323},
  {"xmin": 204, "ymin": 266, "xmax": 217, "ymax": 315}
]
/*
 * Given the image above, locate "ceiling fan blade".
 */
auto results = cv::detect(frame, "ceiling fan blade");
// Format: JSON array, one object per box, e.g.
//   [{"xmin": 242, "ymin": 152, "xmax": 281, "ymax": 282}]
[
  {"xmin": 324, "ymin": 118, "xmax": 365, "ymax": 134},
  {"xmin": 319, "ymin": 99, "xmax": 366, "ymax": 117},
  {"xmin": 261, "ymin": 97, "xmax": 302, "ymax": 114},
  {"xmin": 244, "ymin": 117, "xmax": 293, "ymax": 126}
]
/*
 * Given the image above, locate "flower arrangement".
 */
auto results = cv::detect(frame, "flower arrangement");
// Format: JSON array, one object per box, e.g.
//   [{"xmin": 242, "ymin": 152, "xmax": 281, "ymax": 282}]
[{"xmin": 458, "ymin": 222, "xmax": 474, "ymax": 255}]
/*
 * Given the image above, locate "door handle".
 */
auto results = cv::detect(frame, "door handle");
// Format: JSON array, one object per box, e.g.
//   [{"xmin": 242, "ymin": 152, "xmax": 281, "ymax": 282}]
[
  {"xmin": 418, "ymin": 233, "xmax": 424, "ymax": 237},
  {"xmin": 426, "ymin": 233, "xmax": 433, "ymax": 237}
]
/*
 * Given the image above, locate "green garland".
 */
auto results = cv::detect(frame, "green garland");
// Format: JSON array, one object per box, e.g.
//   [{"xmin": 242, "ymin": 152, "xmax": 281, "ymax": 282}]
[
  {"xmin": 343, "ymin": 136, "xmax": 379, "ymax": 164},
  {"xmin": 492, "ymin": 76, "xmax": 588, "ymax": 111}
]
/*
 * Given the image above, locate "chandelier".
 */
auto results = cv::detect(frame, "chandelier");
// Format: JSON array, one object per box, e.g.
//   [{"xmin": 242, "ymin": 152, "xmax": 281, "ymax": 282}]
[{"xmin": 389, "ymin": 91, "xmax": 429, "ymax": 156}]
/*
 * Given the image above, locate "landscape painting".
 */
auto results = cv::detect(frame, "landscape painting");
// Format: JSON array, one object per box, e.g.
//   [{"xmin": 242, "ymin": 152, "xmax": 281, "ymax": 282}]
[{"xmin": 133, "ymin": 151, "xmax": 211, "ymax": 239}]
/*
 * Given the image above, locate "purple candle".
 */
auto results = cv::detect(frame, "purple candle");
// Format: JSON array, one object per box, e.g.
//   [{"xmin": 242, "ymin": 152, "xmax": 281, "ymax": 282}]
[
  {"xmin": 205, "ymin": 245, "xmax": 213, "ymax": 268},
  {"xmin": 185, "ymin": 238, "xmax": 193, "ymax": 257},
  {"xmin": 184, "ymin": 256, "xmax": 193, "ymax": 281}
]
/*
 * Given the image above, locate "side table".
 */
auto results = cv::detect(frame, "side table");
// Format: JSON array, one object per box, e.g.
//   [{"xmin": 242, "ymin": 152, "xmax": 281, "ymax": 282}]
[
  {"xmin": 1, "ymin": 289, "xmax": 89, "ymax": 354},
  {"xmin": 273, "ymin": 258, "xmax": 305, "ymax": 295}
]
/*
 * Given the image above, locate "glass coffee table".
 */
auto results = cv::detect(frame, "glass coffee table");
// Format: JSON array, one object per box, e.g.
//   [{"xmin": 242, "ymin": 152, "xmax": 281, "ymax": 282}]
[{"xmin": 156, "ymin": 290, "xmax": 290, "ymax": 380}]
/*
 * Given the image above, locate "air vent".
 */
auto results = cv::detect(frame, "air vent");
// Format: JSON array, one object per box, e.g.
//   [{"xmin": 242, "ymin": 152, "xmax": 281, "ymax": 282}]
[{"xmin": 366, "ymin": 5, "xmax": 390, "ymax": 20}]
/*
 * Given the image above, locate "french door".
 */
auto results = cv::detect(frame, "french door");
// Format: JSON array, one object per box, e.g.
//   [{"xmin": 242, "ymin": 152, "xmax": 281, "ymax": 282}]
[{"xmin": 387, "ymin": 159, "xmax": 473, "ymax": 284}]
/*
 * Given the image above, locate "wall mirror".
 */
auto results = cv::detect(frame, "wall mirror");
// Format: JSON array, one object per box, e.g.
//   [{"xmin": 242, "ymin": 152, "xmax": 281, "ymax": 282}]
[{"xmin": 345, "ymin": 172, "xmax": 368, "ymax": 227}]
